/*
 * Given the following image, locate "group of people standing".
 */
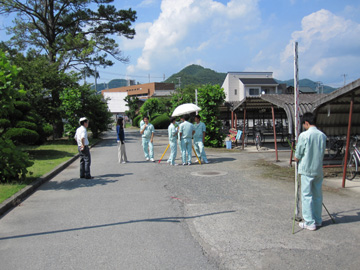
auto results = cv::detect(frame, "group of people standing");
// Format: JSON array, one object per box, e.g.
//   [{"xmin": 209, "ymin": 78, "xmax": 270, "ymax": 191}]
[
  {"xmin": 168, "ymin": 114, "xmax": 209, "ymax": 166},
  {"xmin": 138, "ymin": 114, "xmax": 209, "ymax": 166}
]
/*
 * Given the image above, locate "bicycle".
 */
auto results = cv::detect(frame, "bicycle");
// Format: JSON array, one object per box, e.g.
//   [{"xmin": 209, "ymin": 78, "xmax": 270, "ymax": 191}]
[
  {"xmin": 327, "ymin": 136, "xmax": 344, "ymax": 159},
  {"xmin": 345, "ymin": 136, "xmax": 360, "ymax": 180}
]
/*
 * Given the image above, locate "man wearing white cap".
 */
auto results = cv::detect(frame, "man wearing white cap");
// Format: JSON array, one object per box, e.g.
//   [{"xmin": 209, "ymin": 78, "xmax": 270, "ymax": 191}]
[{"xmin": 74, "ymin": 117, "xmax": 93, "ymax": 179}]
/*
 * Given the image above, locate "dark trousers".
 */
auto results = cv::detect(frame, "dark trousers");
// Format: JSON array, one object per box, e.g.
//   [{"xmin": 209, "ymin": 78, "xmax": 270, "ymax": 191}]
[{"xmin": 79, "ymin": 146, "xmax": 91, "ymax": 178}]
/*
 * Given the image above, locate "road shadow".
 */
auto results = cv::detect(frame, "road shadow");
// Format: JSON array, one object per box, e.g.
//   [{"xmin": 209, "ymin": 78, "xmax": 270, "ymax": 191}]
[
  {"xmin": 0, "ymin": 210, "xmax": 236, "ymax": 241},
  {"xmin": 322, "ymin": 208, "xmax": 360, "ymax": 227},
  {"xmin": 207, "ymin": 157, "xmax": 236, "ymax": 164},
  {"xmin": 40, "ymin": 174, "xmax": 133, "ymax": 191}
]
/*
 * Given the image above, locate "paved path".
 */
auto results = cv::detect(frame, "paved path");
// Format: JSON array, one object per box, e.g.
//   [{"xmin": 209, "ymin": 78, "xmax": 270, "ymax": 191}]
[{"xmin": 1, "ymin": 128, "xmax": 360, "ymax": 269}]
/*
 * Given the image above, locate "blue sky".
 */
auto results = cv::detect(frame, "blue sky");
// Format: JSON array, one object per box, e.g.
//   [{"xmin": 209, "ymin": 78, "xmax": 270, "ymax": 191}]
[{"xmin": 1, "ymin": 0, "xmax": 360, "ymax": 87}]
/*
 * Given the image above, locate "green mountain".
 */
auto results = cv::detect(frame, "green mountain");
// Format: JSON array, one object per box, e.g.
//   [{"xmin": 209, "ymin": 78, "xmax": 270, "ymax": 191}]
[
  {"xmin": 276, "ymin": 78, "xmax": 336, "ymax": 93},
  {"xmin": 164, "ymin": 64, "xmax": 226, "ymax": 87},
  {"xmin": 165, "ymin": 64, "xmax": 336, "ymax": 93}
]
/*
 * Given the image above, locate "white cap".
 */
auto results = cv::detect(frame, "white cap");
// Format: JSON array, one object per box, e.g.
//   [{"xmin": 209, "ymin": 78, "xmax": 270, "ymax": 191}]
[{"xmin": 79, "ymin": 117, "xmax": 88, "ymax": 124}]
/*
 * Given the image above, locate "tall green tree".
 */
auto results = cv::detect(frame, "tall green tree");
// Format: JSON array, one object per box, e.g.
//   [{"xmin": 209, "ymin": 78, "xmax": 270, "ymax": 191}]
[
  {"xmin": 124, "ymin": 95, "xmax": 139, "ymax": 122},
  {"xmin": 0, "ymin": 50, "xmax": 33, "ymax": 182},
  {"xmin": 169, "ymin": 84, "xmax": 198, "ymax": 116},
  {"xmin": 0, "ymin": 0, "xmax": 137, "ymax": 137},
  {"xmin": 140, "ymin": 98, "xmax": 166, "ymax": 120},
  {"xmin": 60, "ymin": 83, "xmax": 112, "ymax": 139},
  {"xmin": 197, "ymin": 84, "xmax": 226, "ymax": 148}
]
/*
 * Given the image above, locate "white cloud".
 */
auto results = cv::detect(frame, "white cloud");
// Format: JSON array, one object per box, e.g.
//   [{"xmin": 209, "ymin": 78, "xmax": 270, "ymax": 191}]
[
  {"xmin": 127, "ymin": 0, "xmax": 260, "ymax": 74},
  {"xmin": 137, "ymin": 0, "xmax": 158, "ymax": 8},
  {"xmin": 121, "ymin": 22, "xmax": 152, "ymax": 51},
  {"xmin": 280, "ymin": 9, "xmax": 360, "ymax": 80}
]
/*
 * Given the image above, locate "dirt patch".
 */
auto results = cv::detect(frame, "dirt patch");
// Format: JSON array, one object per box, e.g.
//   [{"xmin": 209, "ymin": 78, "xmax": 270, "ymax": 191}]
[{"xmin": 255, "ymin": 159, "xmax": 295, "ymax": 182}]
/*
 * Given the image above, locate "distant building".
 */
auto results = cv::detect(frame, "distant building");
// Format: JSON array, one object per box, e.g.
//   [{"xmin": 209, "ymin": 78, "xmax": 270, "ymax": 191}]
[
  {"xmin": 221, "ymin": 72, "xmax": 279, "ymax": 102},
  {"xmin": 102, "ymin": 91, "xmax": 128, "ymax": 116},
  {"xmin": 101, "ymin": 82, "xmax": 175, "ymax": 99}
]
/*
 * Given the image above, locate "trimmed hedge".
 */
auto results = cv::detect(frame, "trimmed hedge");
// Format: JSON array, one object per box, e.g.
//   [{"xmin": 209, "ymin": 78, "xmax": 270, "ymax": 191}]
[
  {"xmin": 16, "ymin": 121, "xmax": 37, "ymax": 131},
  {"xmin": 152, "ymin": 113, "xmax": 170, "ymax": 129},
  {"xmin": 4, "ymin": 128, "xmax": 39, "ymax": 144},
  {"xmin": 133, "ymin": 115, "xmax": 142, "ymax": 127}
]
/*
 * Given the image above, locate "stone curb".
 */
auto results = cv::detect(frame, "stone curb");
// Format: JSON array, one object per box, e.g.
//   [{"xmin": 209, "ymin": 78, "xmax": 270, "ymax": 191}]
[{"xmin": 0, "ymin": 142, "xmax": 100, "ymax": 217}]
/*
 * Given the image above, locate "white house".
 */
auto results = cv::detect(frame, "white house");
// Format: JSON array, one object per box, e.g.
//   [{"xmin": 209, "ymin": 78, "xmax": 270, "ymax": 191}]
[
  {"xmin": 102, "ymin": 91, "xmax": 129, "ymax": 116},
  {"xmin": 221, "ymin": 72, "xmax": 279, "ymax": 102}
]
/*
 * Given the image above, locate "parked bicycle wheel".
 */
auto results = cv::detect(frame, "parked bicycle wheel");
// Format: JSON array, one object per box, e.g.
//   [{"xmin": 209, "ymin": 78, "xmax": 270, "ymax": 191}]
[
  {"xmin": 327, "ymin": 137, "xmax": 343, "ymax": 159},
  {"xmin": 280, "ymin": 133, "xmax": 290, "ymax": 147},
  {"xmin": 345, "ymin": 154, "xmax": 358, "ymax": 180}
]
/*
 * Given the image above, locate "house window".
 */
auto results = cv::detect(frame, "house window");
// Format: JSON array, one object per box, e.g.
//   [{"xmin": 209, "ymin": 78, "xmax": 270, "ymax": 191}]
[
  {"xmin": 234, "ymin": 89, "xmax": 237, "ymax": 95},
  {"xmin": 249, "ymin": 88, "xmax": 260, "ymax": 96}
]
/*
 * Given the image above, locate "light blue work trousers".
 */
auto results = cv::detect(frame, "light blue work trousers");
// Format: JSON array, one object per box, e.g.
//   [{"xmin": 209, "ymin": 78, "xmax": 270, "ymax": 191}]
[
  {"xmin": 301, "ymin": 174, "xmax": 323, "ymax": 226},
  {"xmin": 181, "ymin": 138, "xmax": 192, "ymax": 164},
  {"xmin": 142, "ymin": 138, "xmax": 154, "ymax": 159},
  {"xmin": 193, "ymin": 138, "xmax": 208, "ymax": 162},
  {"xmin": 168, "ymin": 140, "xmax": 177, "ymax": 165}
]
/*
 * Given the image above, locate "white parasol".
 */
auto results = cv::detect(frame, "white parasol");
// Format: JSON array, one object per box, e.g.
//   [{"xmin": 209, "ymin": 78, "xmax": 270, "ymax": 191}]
[{"xmin": 171, "ymin": 103, "xmax": 201, "ymax": 117}]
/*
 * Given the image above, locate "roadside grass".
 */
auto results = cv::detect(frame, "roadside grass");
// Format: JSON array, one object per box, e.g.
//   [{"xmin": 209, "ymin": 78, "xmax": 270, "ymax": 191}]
[
  {"xmin": 257, "ymin": 159, "xmax": 295, "ymax": 182},
  {"xmin": 0, "ymin": 138, "xmax": 100, "ymax": 204}
]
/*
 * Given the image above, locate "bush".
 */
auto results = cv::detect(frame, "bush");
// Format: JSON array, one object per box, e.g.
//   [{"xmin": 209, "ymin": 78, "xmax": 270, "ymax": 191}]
[
  {"xmin": 151, "ymin": 113, "xmax": 170, "ymax": 129},
  {"xmin": 4, "ymin": 128, "xmax": 39, "ymax": 144},
  {"xmin": 0, "ymin": 138, "xmax": 33, "ymax": 183},
  {"xmin": 16, "ymin": 121, "xmax": 37, "ymax": 130},
  {"xmin": 133, "ymin": 115, "xmax": 142, "ymax": 127},
  {"xmin": 0, "ymin": 119, "xmax": 11, "ymax": 129}
]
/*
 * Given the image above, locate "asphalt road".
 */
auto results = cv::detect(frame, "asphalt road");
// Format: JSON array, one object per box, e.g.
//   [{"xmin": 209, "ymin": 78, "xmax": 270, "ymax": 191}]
[{"xmin": 1, "ymin": 128, "xmax": 360, "ymax": 270}]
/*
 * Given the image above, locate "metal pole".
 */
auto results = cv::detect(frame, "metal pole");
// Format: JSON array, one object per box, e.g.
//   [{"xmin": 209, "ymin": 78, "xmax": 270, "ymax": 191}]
[
  {"xmin": 342, "ymin": 94, "xmax": 354, "ymax": 188},
  {"xmin": 294, "ymin": 41, "xmax": 301, "ymax": 220},
  {"xmin": 231, "ymin": 110, "xmax": 234, "ymax": 129},
  {"xmin": 272, "ymin": 106, "xmax": 279, "ymax": 162},
  {"xmin": 242, "ymin": 108, "xmax": 246, "ymax": 150}
]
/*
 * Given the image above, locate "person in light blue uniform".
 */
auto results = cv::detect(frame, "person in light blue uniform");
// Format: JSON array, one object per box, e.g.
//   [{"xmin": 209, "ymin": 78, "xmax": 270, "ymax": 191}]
[
  {"xmin": 193, "ymin": 115, "xmax": 209, "ymax": 164},
  {"xmin": 179, "ymin": 115, "xmax": 195, "ymax": 165},
  {"xmin": 295, "ymin": 112, "xmax": 327, "ymax": 231},
  {"xmin": 140, "ymin": 116, "xmax": 155, "ymax": 162},
  {"xmin": 168, "ymin": 117, "xmax": 178, "ymax": 166}
]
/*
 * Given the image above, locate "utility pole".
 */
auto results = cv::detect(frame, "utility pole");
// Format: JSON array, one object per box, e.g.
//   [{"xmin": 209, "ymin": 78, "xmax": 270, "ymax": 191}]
[
  {"xmin": 341, "ymin": 74, "xmax": 347, "ymax": 86},
  {"xmin": 316, "ymin": 81, "xmax": 323, "ymax": 94},
  {"xmin": 176, "ymin": 77, "xmax": 181, "ymax": 89}
]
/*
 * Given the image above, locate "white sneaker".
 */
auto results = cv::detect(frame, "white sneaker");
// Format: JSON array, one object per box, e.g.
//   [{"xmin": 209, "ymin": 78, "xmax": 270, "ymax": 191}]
[
  {"xmin": 188, "ymin": 162, "xmax": 191, "ymax": 166},
  {"xmin": 122, "ymin": 161, "xmax": 126, "ymax": 164},
  {"xmin": 171, "ymin": 163, "xmax": 178, "ymax": 166},
  {"xmin": 146, "ymin": 158, "xmax": 150, "ymax": 161},
  {"xmin": 183, "ymin": 163, "xmax": 186, "ymax": 166},
  {"xmin": 150, "ymin": 158, "xmax": 155, "ymax": 162},
  {"xmin": 204, "ymin": 160, "xmax": 209, "ymax": 164},
  {"xmin": 299, "ymin": 222, "xmax": 316, "ymax": 231}
]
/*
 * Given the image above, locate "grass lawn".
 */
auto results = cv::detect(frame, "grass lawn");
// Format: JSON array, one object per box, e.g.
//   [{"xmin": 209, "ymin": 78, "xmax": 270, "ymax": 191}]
[{"xmin": 0, "ymin": 138, "xmax": 99, "ymax": 204}]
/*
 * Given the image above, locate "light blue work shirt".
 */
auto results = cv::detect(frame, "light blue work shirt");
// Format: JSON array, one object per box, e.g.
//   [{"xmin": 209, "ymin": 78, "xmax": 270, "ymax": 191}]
[
  {"xmin": 295, "ymin": 126, "xmax": 327, "ymax": 177},
  {"xmin": 141, "ymin": 123, "xmax": 154, "ymax": 139},
  {"xmin": 194, "ymin": 122, "xmax": 206, "ymax": 140},
  {"xmin": 179, "ymin": 121, "xmax": 194, "ymax": 139},
  {"xmin": 168, "ymin": 123, "xmax": 177, "ymax": 142}
]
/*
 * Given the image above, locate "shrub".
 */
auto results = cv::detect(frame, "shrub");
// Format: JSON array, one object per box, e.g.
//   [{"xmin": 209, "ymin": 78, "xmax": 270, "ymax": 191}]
[
  {"xmin": 16, "ymin": 121, "xmax": 37, "ymax": 130},
  {"xmin": 133, "ymin": 115, "xmax": 142, "ymax": 127},
  {"xmin": 151, "ymin": 113, "xmax": 170, "ymax": 129},
  {"xmin": 0, "ymin": 119, "xmax": 11, "ymax": 129},
  {"xmin": 4, "ymin": 128, "xmax": 39, "ymax": 144},
  {"xmin": 0, "ymin": 138, "xmax": 33, "ymax": 183}
]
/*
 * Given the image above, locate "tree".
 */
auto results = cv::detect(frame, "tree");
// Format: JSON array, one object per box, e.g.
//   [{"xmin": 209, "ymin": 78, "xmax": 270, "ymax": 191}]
[
  {"xmin": 0, "ymin": 0, "xmax": 136, "ymax": 72},
  {"xmin": 197, "ymin": 84, "xmax": 226, "ymax": 148},
  {"xmin": 0, "ymin": 50, "xmax": 33, "ymax": 182},
  {"xmin": 139, "ymin": 98, "xmax": 166, "ymax": 120},
  {"xmin": 0, "ymin": 0, "xmax": 137, "ymax": 137},
  {"xmin": 60, "ymin": 83, "xmax": 112, "ymax": 139},
  {"xmin": 124, "ymin": 95, "xmax": 139, "ymax": 123},
  {"xmin": 169, "ymin": 84, "xmax": 198, "ymax": 116}
]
